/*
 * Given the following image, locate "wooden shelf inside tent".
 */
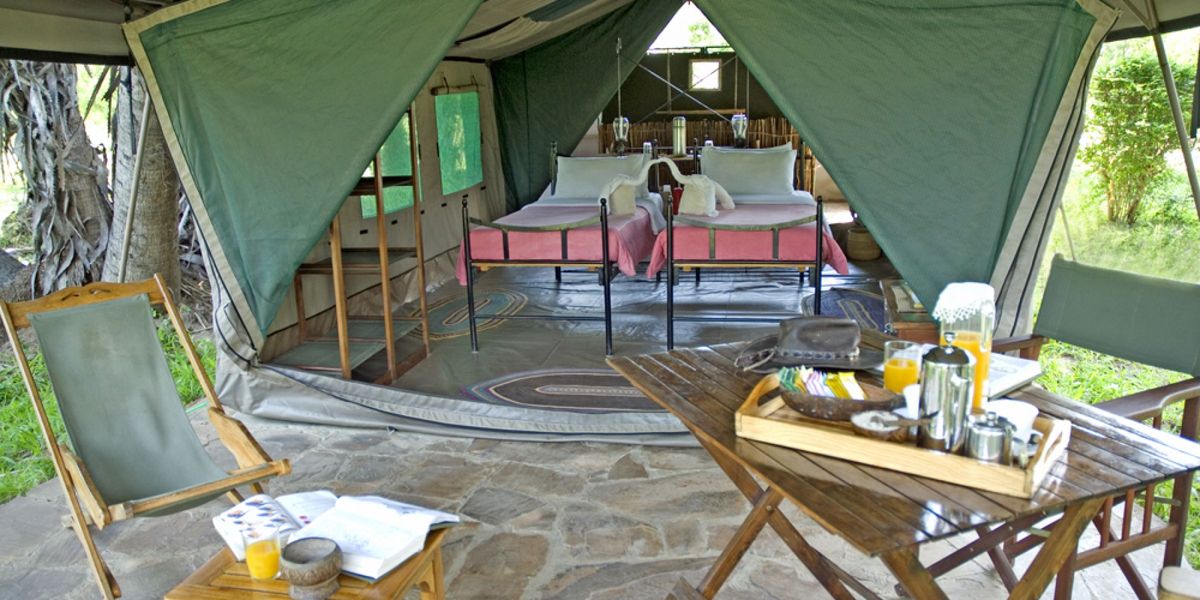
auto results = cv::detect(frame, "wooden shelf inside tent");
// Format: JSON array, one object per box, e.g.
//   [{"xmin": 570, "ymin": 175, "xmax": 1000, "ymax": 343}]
[
  {"xmin": 281, "ymin": 104, "xmax": 431, "ymax": 384},
  {"xmin": 296, "ymin": 247, "xmax": 417, "ymax": 274}
]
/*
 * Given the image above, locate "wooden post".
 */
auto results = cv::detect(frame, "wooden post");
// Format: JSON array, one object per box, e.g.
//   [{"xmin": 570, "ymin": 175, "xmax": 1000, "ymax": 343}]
[
  {"xmin": 408, "ymin": 104, "xmax": 432, "ymax": 355},
  {"xmin": 328, "ymin": 217, "xmax": 352, "ymax": 379},
  {"xmin": 115, "ymin": 87, "xmax": 152, "ymax": 283},
  {"xmin": 372, "ymin": 154, "xmax": 397, "ymax": 379}
]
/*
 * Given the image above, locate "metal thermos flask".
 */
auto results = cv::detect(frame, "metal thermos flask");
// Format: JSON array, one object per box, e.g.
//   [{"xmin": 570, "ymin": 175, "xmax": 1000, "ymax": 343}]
[{"xmin": 918, "ymin": 332, "xmax": 976, "ymax": 453}]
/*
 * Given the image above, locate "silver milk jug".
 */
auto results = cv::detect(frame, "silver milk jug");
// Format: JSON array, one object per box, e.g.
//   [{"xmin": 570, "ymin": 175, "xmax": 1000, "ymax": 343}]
[
  {"xmin": 966, "ymin": 411, "xmax": 1015, "ymax": 464},
  {"xmin": 918, "ymin": 332, "xmax": 976, "ymax": 453}
]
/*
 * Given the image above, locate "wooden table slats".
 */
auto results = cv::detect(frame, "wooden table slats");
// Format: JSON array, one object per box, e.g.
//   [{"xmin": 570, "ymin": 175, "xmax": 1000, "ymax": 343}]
[{"xmin": 609, "ymin": 343, "xmax": 1200, "ymax": 559}]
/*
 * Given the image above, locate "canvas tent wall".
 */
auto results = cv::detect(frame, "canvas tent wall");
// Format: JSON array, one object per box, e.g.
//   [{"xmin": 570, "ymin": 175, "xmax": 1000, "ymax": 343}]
[
  {"xmin": 2, "ymin": 0, "xmax": 1198, "ymax": 435},
  {"xmin": 258, "ymin": 59, "xmax": 509, "ymax": 361}
]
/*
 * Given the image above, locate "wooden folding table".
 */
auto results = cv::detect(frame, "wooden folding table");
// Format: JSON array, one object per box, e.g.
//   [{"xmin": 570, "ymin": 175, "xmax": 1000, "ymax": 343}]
[{"xmin": 608, "ymin": 341, "xmax": 1200, "ymax": 599}]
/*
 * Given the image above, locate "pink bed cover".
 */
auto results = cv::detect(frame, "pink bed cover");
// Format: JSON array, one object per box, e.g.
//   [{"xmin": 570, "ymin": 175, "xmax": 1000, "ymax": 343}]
[
  {"xmin": 456, "ymin": 205, "xmax": 656, "ymax": 285},
  {"xmin": 645, "ymin": 204, "xmax": 849, "ymax": 277}
]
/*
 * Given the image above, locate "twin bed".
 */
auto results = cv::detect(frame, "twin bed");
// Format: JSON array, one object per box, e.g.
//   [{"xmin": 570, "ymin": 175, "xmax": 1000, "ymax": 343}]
[{"xmin": 458, "ymin": 146, "xmax": 849, "ymax": 353}]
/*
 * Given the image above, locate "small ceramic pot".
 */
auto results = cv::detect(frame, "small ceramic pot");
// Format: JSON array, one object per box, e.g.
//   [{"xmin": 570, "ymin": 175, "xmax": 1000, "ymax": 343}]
[{"xmin": 281, "ymin": 537, "xmax": 342, "ymax": 600}]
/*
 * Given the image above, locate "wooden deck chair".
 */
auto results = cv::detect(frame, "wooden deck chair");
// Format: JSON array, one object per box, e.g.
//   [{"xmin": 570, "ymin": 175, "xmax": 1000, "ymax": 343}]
[
  {"xmin": 932, "ymin": 255, "xmax": 1200, "ymax": 598},
  {"xmin": 0, "ymin": 275, "xmax": 291, "ymax": 599}
]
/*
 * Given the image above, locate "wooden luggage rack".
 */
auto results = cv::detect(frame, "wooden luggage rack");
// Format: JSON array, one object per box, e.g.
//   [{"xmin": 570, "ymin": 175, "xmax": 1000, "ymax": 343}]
[{"xmin": 286, "ymin": 104, "xmax": 431, "ymax": 384}]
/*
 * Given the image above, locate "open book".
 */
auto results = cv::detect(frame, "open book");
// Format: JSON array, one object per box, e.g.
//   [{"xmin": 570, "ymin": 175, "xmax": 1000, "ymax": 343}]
[
  {"xmin": 290, "ymin": 496, "xmax": 456, "ymax": 580},
  {"xmin": 213, "ymin": 491, "xmax": 458, "ymax": 579},
  {"xmin": 212, "ymin": 490, "xmax": 337, "ymax": 560}
]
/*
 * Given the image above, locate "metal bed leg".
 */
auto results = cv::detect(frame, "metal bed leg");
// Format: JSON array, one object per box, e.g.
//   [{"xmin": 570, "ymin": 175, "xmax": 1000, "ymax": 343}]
[
  {"xmin": 666, "ymin": 199, "xmax": 675, "ymax": 350},
  {"xmin": 461, "ymin": 197, "xmax": 480, "ymax": 352},
  {"xmin": 554, "ymin": 267, "xmax": 562, "ymax": 283},
  {"xmin": 600, "ymin": 198, "xmax": 613, "ymax": 356},
  {"xmin": 814, "ymin": 196, "xmax": 824, "ymax": 316},
  {"xmin": 695, "ymin": 267, "xmax": 701, "ymax": 285}
]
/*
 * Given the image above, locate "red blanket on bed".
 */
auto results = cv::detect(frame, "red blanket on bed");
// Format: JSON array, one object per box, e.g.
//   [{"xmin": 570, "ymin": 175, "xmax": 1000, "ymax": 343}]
[
  {"xmin": 456, "ymin": 205, "xmax": 657, "ymax": 285},
  {"xmin": 645, "ymin": 204, "xmax": 849, "ymax": 278}
]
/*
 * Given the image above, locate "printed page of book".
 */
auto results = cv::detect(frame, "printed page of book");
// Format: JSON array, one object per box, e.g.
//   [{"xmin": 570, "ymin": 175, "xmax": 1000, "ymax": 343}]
[
  {"xmin": 212, "ymin": 494, "xmax": 300, "ymax": 560},
  {"xmin": 292, "ymin": 497, "xmax": 437, "ymax": 579},
  {"xmin": 277, "ymin": 490, "xmax": 338, "ymax": 526},
  {"xmin": 350, "ymin": 495, "xmax": 460, "ymax": 527}
]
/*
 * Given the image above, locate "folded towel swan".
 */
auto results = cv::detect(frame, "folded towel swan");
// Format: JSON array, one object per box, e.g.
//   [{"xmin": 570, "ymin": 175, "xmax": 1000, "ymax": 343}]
[{"xmin": 598, "ymin": 157, "xmax": 733, "ymax": 218}]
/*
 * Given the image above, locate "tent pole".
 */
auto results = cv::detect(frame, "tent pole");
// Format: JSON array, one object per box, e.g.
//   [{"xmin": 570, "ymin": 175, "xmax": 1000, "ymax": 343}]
[
  {"xmin": 1057, "ymin": 204, "xmax": 1078, "ymax": 261},
  {"xmin": 115, "ymin": 75, "xmax": 152, "ymax": 283},
  {"xmin": 1128, "ymin": 0, "xmax": 1200, "ymax": 220},
  {"xmin": 372, "ymin": 153, "xmax": 397, "ymax": 380},
  {"xmin": 408, "ymin": 103, "xmax": 432, "ymax": 356}
]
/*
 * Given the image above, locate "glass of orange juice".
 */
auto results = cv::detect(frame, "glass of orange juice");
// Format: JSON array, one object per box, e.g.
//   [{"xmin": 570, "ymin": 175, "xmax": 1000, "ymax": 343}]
[
  {"xmin": 883, "ymin": 340, "xmax": 921, "ymax": 393},
  {"xmin": 242, "ymin": 526, "xmax": 281, "ymax": 581},
  {"xmin": 949, "ymin": 330, "xmax": 991, "ymax": 411}
]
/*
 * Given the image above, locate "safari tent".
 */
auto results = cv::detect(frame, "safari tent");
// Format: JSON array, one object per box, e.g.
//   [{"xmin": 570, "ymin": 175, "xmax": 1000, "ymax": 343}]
[{"xmin": 2, "ymin": 0, "xmax": 1198, "ymax": 440}]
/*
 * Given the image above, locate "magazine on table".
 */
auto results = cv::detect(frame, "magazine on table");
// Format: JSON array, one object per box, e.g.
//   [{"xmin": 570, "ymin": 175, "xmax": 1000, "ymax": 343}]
[
  {"xmin": 213, "ymin": 490, "xmax": 458, "ymax": 578},
  {"xmin": 869, "ymin": 344, "xmax": 1042, "ymax": 397}
]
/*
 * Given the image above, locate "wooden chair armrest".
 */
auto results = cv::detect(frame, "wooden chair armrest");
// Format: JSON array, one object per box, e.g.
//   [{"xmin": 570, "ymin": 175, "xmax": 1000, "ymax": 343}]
[
  {"xmin": 58, "ymin": 444, "xmax": 112, "ymax": 529},
  {"xmin": 993, "ymin": 334, "xmax": 1046, "ymax": 360},
  {"xmin": 1093, "ymin": 377, "xmax": 1200, "ymax": 424},
  {"xmin": 112, "ymin": 459, "xmax": 291, "ymax": 520},
  {"xmin": 207, "ymin": 407, "xmax": 274, "ymax": 469}
]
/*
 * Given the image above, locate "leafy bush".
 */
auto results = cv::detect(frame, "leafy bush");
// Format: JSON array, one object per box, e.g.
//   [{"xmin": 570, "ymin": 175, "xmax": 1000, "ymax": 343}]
[{"xmin": 1078, "ymin": 48, "xmax": 1195, "ymax": 225}]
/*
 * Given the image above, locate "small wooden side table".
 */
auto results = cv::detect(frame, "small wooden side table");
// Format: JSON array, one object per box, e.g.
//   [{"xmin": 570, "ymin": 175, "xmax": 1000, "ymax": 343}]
[
  {"xmin": 165, "ymin": 529, "xmax": 446, "ymax": 600},
  {"xmin": 880, "ymin": 278, "xmax": 939, "ymax": 344}
]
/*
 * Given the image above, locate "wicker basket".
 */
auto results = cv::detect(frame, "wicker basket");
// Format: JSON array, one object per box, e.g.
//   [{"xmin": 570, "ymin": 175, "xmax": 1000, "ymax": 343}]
[{"xmin": 846, "ymin": 227, "xmax": 881, "ymax": 261}]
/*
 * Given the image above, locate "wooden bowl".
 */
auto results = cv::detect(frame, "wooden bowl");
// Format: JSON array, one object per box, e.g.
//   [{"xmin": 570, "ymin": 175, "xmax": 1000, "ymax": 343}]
[
  {"xmin": 779, "ymin": 380, "xmax": 902, "ymax": 421},
  {"xmin": 281, "ymin": 537, "xmax": 342, "ymax": 587}
]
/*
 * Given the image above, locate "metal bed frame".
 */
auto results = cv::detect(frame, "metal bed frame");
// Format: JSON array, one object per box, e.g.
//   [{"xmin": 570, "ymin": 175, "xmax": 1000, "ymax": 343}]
[
  {"xmin": 460, "ymin": 196, "xmax": 617, "ymax": 355},
  {"xmin": 663, "ymin": 195, "xmax": 825, "ymax": 349}
]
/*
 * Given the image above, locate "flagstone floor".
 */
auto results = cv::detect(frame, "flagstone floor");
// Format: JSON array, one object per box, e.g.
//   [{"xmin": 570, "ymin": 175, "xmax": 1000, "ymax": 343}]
[{"xmin": 0, "ymin": 413, "xmax": 1172, "ymax": 599}]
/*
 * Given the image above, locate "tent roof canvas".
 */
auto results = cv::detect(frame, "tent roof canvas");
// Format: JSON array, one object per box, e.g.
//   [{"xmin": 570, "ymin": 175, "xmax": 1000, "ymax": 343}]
[{"xmin": 4, "ymin": 0, "xmax": 1199, "ymax": 64}]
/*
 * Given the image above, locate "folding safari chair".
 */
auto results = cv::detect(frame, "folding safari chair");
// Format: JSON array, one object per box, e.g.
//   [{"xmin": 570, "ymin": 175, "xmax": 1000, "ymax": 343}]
[
  {"xmin": 0, "ymin": 276, "xmax": 291, "ymax": 599},
  {"xmin": 932, "ymin": 255, "xmax": 1200, "ymax": 598}
]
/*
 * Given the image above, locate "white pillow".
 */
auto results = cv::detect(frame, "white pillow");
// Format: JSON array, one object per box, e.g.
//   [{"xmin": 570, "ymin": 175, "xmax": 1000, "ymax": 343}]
[
  {"xmin": 703, "ymin": 143, "xmax": 793, "ymax": 155},
  {"xmin": 678, "ymin": 180, "xmax": 718, "ymax": 217},
  {"xmin": 700, "ymin": 148, "xmax": 796, "ymax": 195},
  {"xmin": 554, "ymin": 155, "xmax": 648, "ymax": 199},
  {"xmin": 609, "ymin": 184, "xmax": 637, "ymax": 215}
]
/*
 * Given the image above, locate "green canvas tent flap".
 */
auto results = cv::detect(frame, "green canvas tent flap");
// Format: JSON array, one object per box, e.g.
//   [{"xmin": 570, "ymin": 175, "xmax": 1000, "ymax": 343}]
[
  {"xmin": 491, "ymin": 0, "xmax": 679, "ymax": 210},
  {"xmin": 695, "ymin": 0, "xmax": 1111, "ymax": 313},
  {"xmin": 125, "ymin": 0, "xmax": 481, "ymax": 341}
]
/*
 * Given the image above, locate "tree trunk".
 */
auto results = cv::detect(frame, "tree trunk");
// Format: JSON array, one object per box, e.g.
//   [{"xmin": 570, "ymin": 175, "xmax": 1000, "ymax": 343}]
[
  {"xmin": 1, "ymin": 61, "xmax": 111, "ymax": 294},
  {"xmin": 0, "ymin": 248, "xmax": 31, "ymax": 302},
  {"xmin": 102, "ymin": 68, "xmax": 181, "ymax": 294}
]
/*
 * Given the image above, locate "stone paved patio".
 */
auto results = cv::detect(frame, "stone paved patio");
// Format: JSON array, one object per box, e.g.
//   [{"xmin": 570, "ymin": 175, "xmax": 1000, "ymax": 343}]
[{"xmin": 0, "ymin": 413, "xmax": 1171, "ymax": 599}]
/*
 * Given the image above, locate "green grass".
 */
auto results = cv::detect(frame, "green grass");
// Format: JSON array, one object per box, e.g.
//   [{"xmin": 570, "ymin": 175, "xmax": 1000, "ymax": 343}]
[
  {"xmin": 1033, "ymin": 166, "xmax": 1200, "ymax": 566},
  {"xmin": 0, "ymin": 322, "xmax": 216, "ymax": 504}
]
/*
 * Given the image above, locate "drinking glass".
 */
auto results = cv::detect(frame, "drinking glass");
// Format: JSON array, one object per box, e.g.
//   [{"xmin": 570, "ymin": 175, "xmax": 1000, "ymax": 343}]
[
  {"xmin": 242, "ymin": 526, "xmax": 281, "ymax": 581},
  {"xmin": 883, "ymin": 340, "xmax": 921, "ymax": 393}
]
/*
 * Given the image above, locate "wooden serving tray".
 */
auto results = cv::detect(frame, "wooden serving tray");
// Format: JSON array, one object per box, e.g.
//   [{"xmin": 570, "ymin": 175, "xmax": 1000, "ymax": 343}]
[{"xmin": 735, "ymin": 373, "xmax": 1071, "ymax": 498}]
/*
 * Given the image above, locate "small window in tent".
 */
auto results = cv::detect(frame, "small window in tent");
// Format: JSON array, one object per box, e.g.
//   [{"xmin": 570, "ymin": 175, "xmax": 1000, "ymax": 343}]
[
  {"xmin": 689, "ymin": 58, "xmax": 721, "ymax": 91},
  {"xmin": 434, "ymin": 91, "xmax": 483, "ymax": 195},
  {"xmin": 360, "ymin": 114, "xmax": 414, "ymax": 219}
]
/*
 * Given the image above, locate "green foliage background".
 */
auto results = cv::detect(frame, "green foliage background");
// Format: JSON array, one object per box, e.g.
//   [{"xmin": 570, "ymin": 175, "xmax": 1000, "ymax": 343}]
[{"xmin": 1078, "ymin": 47, "xmax": 1195, "ymax": 224}]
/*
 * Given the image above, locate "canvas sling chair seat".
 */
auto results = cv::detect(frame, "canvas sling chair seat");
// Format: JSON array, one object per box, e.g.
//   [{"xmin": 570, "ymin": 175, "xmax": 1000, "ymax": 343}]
[
  {"xmin": 932, "ymin": 255, "xmax": 1200, "ymax": 598},
  {"xmin": 0, "ymin": 276, "xmax": 291, "ymax": 600}
]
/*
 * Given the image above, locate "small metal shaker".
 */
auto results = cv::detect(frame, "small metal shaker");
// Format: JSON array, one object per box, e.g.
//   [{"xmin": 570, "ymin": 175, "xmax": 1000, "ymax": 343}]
[
  {"xmin": 967, "ymin": 412, "xmax": 1015, "ymax": 464},
  {"xmin": 918, "ymin": 332, "xmax": 975, "ymax": 453}
]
